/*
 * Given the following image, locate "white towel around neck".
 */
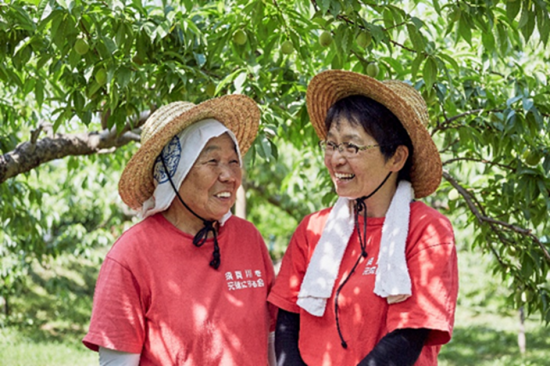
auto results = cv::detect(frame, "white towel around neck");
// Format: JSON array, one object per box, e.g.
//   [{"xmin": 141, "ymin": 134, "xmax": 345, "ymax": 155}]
[{"xmin": 297, "ymin": 180, "xmax": 414, "ymax": 317}]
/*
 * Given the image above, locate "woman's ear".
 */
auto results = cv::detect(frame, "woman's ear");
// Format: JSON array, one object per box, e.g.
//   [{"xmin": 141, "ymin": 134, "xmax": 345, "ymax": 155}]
[{"xmin": 388, "ymin": 145, "xmax": 409, "ymax": 172}]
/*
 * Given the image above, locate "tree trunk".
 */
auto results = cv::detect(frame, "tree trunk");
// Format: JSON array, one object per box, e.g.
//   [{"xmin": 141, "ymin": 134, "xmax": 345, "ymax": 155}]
[
  {"xmin": 235, "ymin": 185, "xmax": 246, "ymax": 219},
  {"xmin": 518, "ymin": 306, "xmax": 526, "ymax": 354}
]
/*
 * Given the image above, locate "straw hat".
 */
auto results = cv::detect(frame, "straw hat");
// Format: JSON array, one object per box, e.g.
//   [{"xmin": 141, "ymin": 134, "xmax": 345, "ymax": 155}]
[
  {"xmin": 306, "ymin": 69, "xmax": 441, "ymax": 198},
  {"xmin": 119, "ymin": 95, "xmax": 260, "ymax": 210}
]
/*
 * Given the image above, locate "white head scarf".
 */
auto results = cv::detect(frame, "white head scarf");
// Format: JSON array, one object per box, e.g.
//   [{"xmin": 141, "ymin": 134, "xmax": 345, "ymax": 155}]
[{"xmin": 140, "ymin": 118, "xmax": 241, "ymax": 220}]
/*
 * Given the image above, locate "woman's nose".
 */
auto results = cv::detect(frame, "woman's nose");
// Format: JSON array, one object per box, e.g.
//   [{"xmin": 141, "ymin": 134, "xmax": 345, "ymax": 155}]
[
  {"xmin": 218, "ymin": 164, "xmax": 238, "ymax": 182},
  {"xmin": 330, "ymin": 149, "xmax": 347, "ymax": 165}
]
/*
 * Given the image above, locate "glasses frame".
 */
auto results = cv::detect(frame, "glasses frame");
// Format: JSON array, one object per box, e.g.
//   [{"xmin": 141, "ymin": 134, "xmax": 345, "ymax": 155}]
[{"xmin": 318, "ymin": 140, "xmax": 381, "ymax": 157}]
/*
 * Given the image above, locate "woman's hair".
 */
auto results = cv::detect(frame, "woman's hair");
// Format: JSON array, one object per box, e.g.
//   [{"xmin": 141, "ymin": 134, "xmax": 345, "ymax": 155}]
[{"xmin": 324, "ymin": 94, "xmax": 413, "ymax": 182}]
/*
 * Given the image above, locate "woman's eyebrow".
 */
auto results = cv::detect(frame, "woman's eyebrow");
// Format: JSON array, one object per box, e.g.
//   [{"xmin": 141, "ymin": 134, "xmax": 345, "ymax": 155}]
[{"xmin": 326, "ymin": 132, "xmax": 363, "ymax": 141}]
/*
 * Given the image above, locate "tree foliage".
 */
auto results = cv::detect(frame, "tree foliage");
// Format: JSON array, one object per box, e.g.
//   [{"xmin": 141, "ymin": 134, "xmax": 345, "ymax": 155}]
[{"xmin": 1, "ymin": 0, "xmax": 550, "ymax": 322}]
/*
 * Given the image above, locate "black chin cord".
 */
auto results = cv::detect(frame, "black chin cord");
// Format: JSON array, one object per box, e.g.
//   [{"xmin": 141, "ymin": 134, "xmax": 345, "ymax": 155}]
[
  {"xmin": 334, "ymin": 171, "xmax": 393, "ymax": 349},
  {"xmin": 160, "ymin": 155, "xmax": 221, "ymax": 269}
]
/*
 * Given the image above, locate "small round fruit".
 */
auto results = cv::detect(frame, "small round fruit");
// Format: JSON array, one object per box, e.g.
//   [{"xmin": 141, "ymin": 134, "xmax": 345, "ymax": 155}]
[
  {"xmin": 521, "ymin": 289, "xmax": 534, "ymax": 303},
  {"xmin": 232, "ymin": 29, "xmax": 247, "ymax": 45},
  {"xmin": 356, "ymin": 31, "xmax": 372, "ymax": 48},
  {"xmin": 524, "ymin": 150, "xmax": 541, "ymax": 166},
  {"xmin": 319, "ymin": 31, "xmax": 332, "ymax": 47},
  {"xmin": 205, "ymin": 83, "xmax": 216, "ymax": 97},
  {"xmin": 366, "ymin": 62, "xmax": 379, "ymax": 77},
  {"xmin": 74, "ymin": 38, "xmax": 89, "ymax": 55},
  {"xmin": 505, "ymin": 245, "xmax": 517, "ymax": 256},
  {"xmin": 281, "ymin": 40, "xmax": 294, "ymax": 55},
  {"xmin": 515, "ymin": 291, "xmax": 522, "ymax": 304},
  {"xmin": 447, "ymin": 188, "xmax": 459, "ymax": 201},
  {"xmin": 95, "ymin": 68, "xmax": 107, "ymax": 85}
]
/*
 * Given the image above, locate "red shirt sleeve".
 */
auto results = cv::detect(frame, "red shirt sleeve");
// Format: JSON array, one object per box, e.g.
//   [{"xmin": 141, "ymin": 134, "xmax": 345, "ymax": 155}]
[
  {"xmin": 386, "ymin": 210, "xmax": 458, "ymax": 346},
  {"xmin": 83, "ymin": 256, "xmax": 146, "ymax": 353}
]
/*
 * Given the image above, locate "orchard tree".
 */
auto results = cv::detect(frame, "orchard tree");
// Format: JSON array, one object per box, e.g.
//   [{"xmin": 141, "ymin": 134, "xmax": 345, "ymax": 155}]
[{"xmin": 1, "ymin": 0, "xmax": 549, "ymax": 322}]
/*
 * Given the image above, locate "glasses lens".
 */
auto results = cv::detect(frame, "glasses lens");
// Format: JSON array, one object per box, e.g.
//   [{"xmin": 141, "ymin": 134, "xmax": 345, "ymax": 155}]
[{"xmin": 343, "ymin": 142, "xmax": 358, "ymax": 155}]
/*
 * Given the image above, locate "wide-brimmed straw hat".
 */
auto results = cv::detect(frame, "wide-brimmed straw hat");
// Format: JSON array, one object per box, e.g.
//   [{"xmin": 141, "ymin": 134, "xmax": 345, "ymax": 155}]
[
  {"xmin": 306, "ymin": 69, "xmax": 441, "ymax": 199},
  {"xmin": 119, "ymin": 95, "xmax": 260, "ymax": 210}
]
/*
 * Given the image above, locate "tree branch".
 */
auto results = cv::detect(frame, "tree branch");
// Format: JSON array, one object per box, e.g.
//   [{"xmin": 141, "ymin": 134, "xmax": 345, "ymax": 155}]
[
  {"xmin": 432, "ymin": 108, "xmax": 505, "ymax": 135},
  {"xmin": 443, "ymin": 157, "xmax": 514, "ymax": 170},
  {"xmin": 0, "ymin": 112, "xmax": 150, "ymax": 184},
  {"xmin": 443, "ymin": 170, "xmax": 550, "ymax": 263}
]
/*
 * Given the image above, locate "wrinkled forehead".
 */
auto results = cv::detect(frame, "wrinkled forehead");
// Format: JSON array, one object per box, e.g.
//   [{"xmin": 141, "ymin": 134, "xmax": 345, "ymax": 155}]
[{"xmin": 199, "ymin": 133, "xmax": 239, "ymax": 156}]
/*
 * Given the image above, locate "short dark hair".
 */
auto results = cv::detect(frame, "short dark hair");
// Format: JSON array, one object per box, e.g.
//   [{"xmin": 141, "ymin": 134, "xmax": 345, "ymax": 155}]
[{"xmin": 324, "ymin": 95, "xmax": 413, "ymax": 182}]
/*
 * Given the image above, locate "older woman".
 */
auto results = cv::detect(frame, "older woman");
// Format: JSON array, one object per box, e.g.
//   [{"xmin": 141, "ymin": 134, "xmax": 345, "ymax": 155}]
[
  {"xmin": 83, "ymin": 96, "xmax": 275, "ymax": 365},
  {"xmin": 268, "ymin": 70, "xmax": 458, "ymax": 366}
]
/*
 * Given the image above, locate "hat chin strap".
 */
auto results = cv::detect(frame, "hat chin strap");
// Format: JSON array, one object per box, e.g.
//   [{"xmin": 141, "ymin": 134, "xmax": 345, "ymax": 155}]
[
  {"xmin": 160, "ymin": 155, "xmax": 221, "ymax": 270},
  {"xmin": 335, "ymin": 170, "xmax": 393, "ymax": 349}
]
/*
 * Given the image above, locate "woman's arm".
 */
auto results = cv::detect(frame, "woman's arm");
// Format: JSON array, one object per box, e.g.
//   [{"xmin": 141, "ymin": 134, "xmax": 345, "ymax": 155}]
[
  {"xmin": 275, "ymin": 309, "xmax": 307, "ymax": 366},
  {"xmin": 357, "ymin": 328, "xmax": 430, "ymax": 366},
  {"xmin": 98, "ymin": 347, "xmax": 140, "ymax": 366}
]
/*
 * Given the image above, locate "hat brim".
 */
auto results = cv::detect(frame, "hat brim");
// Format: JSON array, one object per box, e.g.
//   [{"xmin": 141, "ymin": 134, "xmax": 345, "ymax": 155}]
[
  {"xmin": 119, "ymin": 94, "xmax": 260, "ymax": 210},
  {"xmin": 306, "ymin": 70, "xmax": 441, "ymax": 198}
]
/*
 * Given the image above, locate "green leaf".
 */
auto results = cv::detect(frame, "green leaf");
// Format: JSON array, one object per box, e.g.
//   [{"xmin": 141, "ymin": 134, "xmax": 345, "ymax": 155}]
[
  {"xmin": 383, "ymin": 8, "xmax": 394, "ymax": 30},
  {"xmin": 73, "ymin": 91, "xmax": 85, "ymax": 112},
  {"xmin": 458, "ymin": 15, "xmax": 472, "ymax": 45},
  {"xmin": 423, "ymin": 57, "xmax": 437, "ymax": 90},
  {"xmin": 116, "ymin": 66, "xmax": 132, "ymax": 88},
  {"xmin": 506, "ymin": 0, "xmax": 521, "ymax": 21},
  {"xmin": 520, "ymin": 8, "xmax": 536, "ymax": 42},
  {"xmin": 35, "ymin": 79, "xmax": 44, "ymax": 107},
  {"xmin": 536, "ymin": 5, "xmax": 550, "ymax": 46},
  {"xmin": 233, "ymin": 72, "xmax": 247, "ymax": 94},
  {"xmin": 406, "ymin": 23, "xmax": 425, "ymax": 52},
  {"xmin": 437, "ymin": 53, "xmax": 459, "ymax": 74}
]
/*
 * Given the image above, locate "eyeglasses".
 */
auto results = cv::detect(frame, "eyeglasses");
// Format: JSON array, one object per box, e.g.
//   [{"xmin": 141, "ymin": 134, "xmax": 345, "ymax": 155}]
[{"xmin": 318, "ymin": 140, "xmax": 381, "ymax": 158}]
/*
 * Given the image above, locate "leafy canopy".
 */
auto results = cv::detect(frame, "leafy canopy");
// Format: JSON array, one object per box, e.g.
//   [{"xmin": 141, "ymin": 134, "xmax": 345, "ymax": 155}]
[{"xmin": 1, "ymin": 0, "xmax": 549, "ymax": 322}]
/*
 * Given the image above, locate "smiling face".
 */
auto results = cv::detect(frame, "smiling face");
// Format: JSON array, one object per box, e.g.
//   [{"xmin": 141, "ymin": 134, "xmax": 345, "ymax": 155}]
[
  {"xmin": 324, "ymin": 118, "xmax": 402, "ymax": 202},
  {"xmin": 177, "ymin": 133, "xmax": 242, "ymax": 222}
]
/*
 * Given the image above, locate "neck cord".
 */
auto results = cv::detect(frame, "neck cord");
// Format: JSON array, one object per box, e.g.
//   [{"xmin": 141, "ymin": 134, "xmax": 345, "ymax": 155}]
[
  {"xmin": 334, "ymin": 171, "xmax": 393, "ymax": 349},
  {"xmin": 160, "ymin": 155, "xmax": 221, "ymax": 269}
]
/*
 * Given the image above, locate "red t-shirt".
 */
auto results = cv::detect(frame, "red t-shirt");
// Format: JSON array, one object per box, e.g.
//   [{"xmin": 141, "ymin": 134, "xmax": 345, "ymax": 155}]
[
  {"xmin": 84, "ymin": 213, "xmax": 275, "ymax": 366},
  {"xmin": 268, "ymin": 201, "xmax": 458, "ymax": 366}
]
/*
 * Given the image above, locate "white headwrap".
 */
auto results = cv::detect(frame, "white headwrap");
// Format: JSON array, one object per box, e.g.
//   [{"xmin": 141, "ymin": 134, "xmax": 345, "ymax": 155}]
[{"xmin": 140, "ymin": 119, "xmax": 241, "ymax": 220}]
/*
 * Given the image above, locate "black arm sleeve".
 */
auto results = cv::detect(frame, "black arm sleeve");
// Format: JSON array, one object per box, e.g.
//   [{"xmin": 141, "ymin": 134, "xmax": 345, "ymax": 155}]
[
  {"xmin": 357, "ymin": 328, "xmax": 430, "ymax": 366},
  {"xmin": 275, "ymin": 308, "xmax": 307, "ymax": 366}
]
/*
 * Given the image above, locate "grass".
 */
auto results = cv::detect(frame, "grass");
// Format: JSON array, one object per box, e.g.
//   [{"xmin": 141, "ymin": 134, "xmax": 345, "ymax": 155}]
[
  {"xmin": 0, "ymin": 246, "xmax": 548, "ymax": 365},
  {"xmin": 0, "ymin": 251, "xmax": 103, "ymax": 366}
]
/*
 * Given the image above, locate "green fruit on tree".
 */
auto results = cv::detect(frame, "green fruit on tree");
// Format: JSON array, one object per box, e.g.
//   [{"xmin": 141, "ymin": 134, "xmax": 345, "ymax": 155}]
[
  {"xmin": 523, "ymin": 149, "xmax": 541, "ymax": 166},
  {"xmin": 366, "ymin": 62, "xmax": 379, "ymax": 77},
  {"xmin": 319, "ymin": 31, "xmax": 332, "ymax": 47},
  {"xmin": 205, "ymin": 83, "xmax": 216, "ymax": 97},
  {"xmin": 281, "ymin": 40, "xmax": 294, "ymax": 55},
  {"xmin": 95, "ymin": 68, "xmax": 107, "ymax": 86},
  {"xmin": 356, "ymin": 31, "xmax": 372, "ymax": 48},
  {"xmin": 232, "ymin": 29, "xmax": 247, "ymax": 45},
  {"xmin": 521, "ymin": 289, "xmax": 534, "ymax": 303},
  {"xmin": 447, "ymin": 188, "xmax": 459, "ymax": 201},
  {"xmin": 74, "ymin": 38, "xmax": 89, "ymax": 55}
]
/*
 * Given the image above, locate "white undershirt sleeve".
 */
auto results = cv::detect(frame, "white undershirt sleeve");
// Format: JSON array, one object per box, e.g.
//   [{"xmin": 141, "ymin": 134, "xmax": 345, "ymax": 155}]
[
  {"xmin": 268, "ymin": 331, "xmax": 276, "ymax": 366},
  {"xmin": 98, "ymin": 347, "xmax": 141, "ymax": 366}
]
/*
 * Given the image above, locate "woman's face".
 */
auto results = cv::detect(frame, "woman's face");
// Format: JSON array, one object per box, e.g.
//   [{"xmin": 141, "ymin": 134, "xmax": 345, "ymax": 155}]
[
  {"xmin": 323, "ymin": 118, "xmax": 394, "ymax": 199},
  {"xmin": 178, "ymin": 133, "xmax": 242, "ymax": 221}
]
